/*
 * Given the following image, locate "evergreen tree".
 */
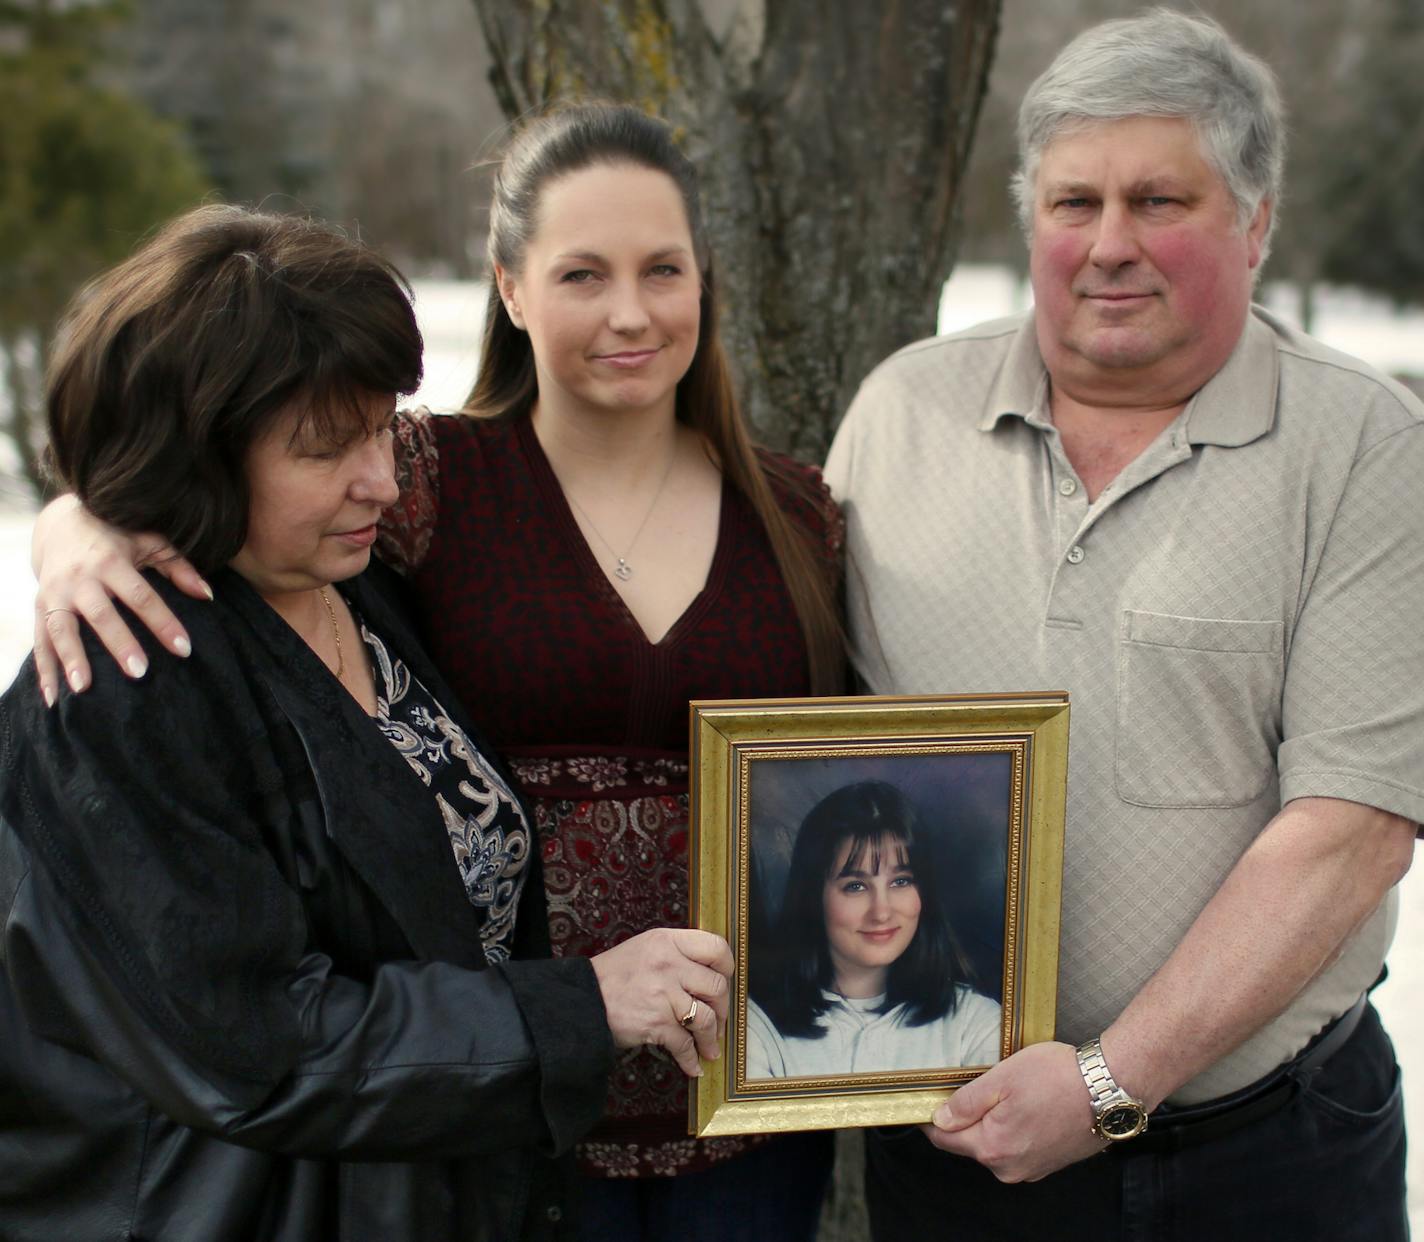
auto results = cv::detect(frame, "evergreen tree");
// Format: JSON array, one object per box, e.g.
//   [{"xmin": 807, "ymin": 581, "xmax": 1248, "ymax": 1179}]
[{"xmin": 0, "ymin": 0, "xmax": 209, "ymax": 497}]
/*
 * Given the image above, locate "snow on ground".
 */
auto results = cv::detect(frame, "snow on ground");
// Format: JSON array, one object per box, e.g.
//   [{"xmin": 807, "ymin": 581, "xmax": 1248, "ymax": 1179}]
[
  {"xmin": 2, "ymin": 270, "xmax": 1421, "ymax": 1222},
  {"xmin": 407, "ymin": 279, "xmax": 488, "ymax": 412}
]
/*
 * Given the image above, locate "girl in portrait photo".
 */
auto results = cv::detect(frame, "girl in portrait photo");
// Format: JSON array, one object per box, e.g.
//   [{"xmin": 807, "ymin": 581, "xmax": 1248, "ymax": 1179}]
[{"xmin": 747, "ymin": 780, "xmax": 1002, "ymax": 1078}]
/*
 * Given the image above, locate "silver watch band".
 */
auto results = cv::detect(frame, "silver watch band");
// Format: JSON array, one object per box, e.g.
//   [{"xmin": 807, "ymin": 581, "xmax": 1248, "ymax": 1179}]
[
  {"xmin": 1076, "ymin": 1038, "xmax": 1124, "ymax": 1110},
  {"xmin": 1075, "ymin": 1037, "xmax": 1148, "ymax": 1140}
]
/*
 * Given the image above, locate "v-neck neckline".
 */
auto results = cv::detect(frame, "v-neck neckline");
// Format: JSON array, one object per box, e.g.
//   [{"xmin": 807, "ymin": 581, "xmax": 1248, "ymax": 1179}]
[{"xmin": 516, "ymin": 414, "xmax": 732, "ymax": 649}]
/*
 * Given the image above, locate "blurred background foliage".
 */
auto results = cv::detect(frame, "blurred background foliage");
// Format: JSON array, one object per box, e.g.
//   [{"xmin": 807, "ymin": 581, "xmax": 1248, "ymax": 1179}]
[
  {"xmin": 1, "ymin": 0, "xmax": 209, "ymax": 491},
  {"xmin": 2, "ymin": 0, "xmax": 1422, "ymax": 497}
]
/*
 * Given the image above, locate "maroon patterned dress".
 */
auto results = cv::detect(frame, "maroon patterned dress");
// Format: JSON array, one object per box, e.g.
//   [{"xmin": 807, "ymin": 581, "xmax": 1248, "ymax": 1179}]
[{"xmin": 379, "ymin": 410, "xmax": 842, "ymax": 1179}]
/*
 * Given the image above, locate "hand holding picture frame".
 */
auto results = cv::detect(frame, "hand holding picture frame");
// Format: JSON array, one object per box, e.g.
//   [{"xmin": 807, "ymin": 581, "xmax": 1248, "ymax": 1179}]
[{"xmin": 689, "ymin": 692, "xmax": 1068, "ymax": 1136}]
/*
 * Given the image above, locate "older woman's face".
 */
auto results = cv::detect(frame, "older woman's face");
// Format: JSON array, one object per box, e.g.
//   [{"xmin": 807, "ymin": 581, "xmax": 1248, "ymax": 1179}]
[{"xmin": 230, "ymin": 394, "xmax": 399, "ymax": 600}]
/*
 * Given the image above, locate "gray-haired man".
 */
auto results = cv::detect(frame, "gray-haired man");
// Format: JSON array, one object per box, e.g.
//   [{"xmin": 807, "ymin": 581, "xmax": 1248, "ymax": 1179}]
[{"xmin": 824, "ymin": 10, "xmax": 1421, "ymax": 1239}]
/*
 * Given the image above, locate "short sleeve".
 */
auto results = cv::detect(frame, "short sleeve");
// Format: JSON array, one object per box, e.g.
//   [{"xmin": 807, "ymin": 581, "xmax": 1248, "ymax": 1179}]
[
  {"xmin": 1278, "ymin": 421, "xmax": 1424, "ymax": 823},
  {"xmin": 758, "ymin": 449, "xmax": 845, "ymax": 571},
  {"xmin": 377, "ymin": 407, "xmax": 442, "ymax": 575}
]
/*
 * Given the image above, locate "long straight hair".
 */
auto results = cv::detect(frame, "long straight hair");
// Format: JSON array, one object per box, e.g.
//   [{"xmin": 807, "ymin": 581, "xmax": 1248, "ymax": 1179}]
[
  {"xmin": 465, "ymin": 103, "xmax": 843, "ymax": 693},
  {"xmin": 761, "ymin": 781, "xmax": 971, "ymax": 1039}
]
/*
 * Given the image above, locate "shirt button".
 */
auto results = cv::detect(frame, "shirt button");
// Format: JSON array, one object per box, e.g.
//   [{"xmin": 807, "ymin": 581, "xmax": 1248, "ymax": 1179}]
[
  {"xmin": 1066, "ymin": 545, "xmax": 1085, "ymax": 564},
  {"xmin": 546, "ymin": 1205, "xmax": 564, "ymax": 1223},
  {"xmin": 1058, "ymin": 478, "xmax": 1079, "ymax": 496}
]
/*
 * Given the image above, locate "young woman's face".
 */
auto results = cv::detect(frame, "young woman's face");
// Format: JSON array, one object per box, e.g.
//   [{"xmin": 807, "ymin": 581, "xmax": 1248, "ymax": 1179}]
[
  {"xmin": 821, "ymin": 833, "xmax": 922, "ymax": 997},
  {"xmin": 496, "ymin": 162, "xmax": 702, "ymax": 425}
]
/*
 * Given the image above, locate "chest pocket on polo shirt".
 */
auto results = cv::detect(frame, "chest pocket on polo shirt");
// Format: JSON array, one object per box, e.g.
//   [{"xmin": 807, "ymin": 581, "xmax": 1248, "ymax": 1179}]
[{"xmin": 1116, "ymin": 610, "xmax": 1284, "ymax": 808}]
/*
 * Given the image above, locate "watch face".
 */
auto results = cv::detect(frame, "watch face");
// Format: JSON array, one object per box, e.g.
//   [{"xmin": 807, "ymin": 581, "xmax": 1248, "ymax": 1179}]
[{"xmin": 1100, "ymin": 1104, "xmax": 1146, "ymax": 1139}]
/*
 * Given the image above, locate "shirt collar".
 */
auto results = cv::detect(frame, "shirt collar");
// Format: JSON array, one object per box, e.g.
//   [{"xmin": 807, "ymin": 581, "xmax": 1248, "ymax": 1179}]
[
  {"xmin": 978, "ymin": 314, "xmax": 1049, "ymax": 431},
  {"xmin": 978, "ymin": 305, "xmax": 1280, "ymax": 447}
]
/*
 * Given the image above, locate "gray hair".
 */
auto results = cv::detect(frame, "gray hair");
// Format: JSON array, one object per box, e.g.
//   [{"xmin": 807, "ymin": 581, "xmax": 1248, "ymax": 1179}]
[{"xmin": 1011, "ymin": 9, "xmax": 1285, "ymax": 256}]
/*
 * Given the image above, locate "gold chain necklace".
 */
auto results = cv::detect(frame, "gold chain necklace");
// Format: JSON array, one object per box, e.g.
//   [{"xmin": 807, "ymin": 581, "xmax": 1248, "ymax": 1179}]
[{"xmin": 318, "ymin": 587, "xmax": 345, "ymax": 679}]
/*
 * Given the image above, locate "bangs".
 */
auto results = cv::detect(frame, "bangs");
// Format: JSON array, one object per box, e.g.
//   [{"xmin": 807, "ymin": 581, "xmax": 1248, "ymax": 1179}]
[
  {"xmin": 834, "ymin": 828, "xmax": 913, "ymax": 878},
  {"xmin": 233, "ymin": 239, "xmax": 422, "ymax": 453},
  {"xmin": 284, "ymin": 381, "xmax": 396, "ymax": 451}
]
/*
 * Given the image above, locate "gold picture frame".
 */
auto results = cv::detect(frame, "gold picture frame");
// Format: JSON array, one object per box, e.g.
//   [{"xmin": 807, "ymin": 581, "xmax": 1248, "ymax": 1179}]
[{"xmin": 689, "ymin": 691, "xmax": 1068, "ymax": 1137}]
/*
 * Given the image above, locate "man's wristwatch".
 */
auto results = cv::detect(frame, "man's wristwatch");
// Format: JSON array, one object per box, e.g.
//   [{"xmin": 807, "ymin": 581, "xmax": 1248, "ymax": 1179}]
[{"xmin": 1075, "ymin": 1038, "xmax": 1149, "ymax": 1141}]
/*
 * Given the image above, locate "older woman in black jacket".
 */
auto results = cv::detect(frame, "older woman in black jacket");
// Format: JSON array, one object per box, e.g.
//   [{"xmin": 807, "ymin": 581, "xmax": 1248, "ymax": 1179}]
[{"xmin": 0, "ymin": 205, "xmax": 730, "ymax": 1242}]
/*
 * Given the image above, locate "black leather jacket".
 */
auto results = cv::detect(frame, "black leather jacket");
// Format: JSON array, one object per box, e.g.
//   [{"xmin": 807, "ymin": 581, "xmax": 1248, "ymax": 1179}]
[{"xmin": 0, "ymin": 567, "xmax": 613, "ymax": 1241}]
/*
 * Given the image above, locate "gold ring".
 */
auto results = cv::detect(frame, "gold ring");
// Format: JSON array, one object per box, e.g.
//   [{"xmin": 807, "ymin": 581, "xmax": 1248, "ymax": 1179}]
[{"xmin": 679, "ymin": 998, "xmax": 699, "ymax": 1029}]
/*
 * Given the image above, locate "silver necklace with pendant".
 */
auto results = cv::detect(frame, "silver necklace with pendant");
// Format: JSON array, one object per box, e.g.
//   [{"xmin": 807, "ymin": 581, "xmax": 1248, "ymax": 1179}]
[{"xmin": 564, "ymin": 441, "xmax": 678, "ymax": 582}]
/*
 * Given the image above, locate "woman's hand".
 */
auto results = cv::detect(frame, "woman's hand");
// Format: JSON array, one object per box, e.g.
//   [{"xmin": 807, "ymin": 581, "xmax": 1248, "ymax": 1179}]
[
  {"xmin": 32, "ymin": 494, "xmax": 212, "ymax": 704},
  {"xmin": 590, "ymin": 928, "xmax": 733, "ymax": 1078}
]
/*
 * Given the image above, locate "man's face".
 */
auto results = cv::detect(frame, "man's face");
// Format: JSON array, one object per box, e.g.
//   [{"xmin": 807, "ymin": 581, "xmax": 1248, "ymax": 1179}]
[{"xmin": 1028, "ymin": 115, "xmax": 1269, "ymax": 404}]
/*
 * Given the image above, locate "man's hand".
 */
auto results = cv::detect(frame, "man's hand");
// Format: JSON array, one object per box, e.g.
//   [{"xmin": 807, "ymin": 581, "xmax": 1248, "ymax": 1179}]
[
  {"xmin": 922, "ymin": 1041, "xmax": 1105, "ymax": 1182},
  {"xmin": 924, "ymin": 799, "xmax": 1416, "ymax": 1187}
]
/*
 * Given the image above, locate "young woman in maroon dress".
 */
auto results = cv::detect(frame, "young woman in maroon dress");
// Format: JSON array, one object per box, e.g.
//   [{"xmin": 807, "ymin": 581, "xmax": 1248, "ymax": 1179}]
[{"xmin": 31, "ymin": 104, "xmax": 843, "ymax": 1240}]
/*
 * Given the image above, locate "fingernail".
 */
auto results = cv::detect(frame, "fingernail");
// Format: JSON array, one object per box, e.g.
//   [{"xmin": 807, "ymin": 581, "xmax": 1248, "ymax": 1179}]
[
  {"xmin": 172, "ymin": 635, "xmax": 192, "ymax": 657},
  {"xmin": 42, "ymin": 684, "xmax": 56, "ymax": 709},
  {"xmin": 126, "ymin": 654, "xmax": 148, "ymax": 678},
  {"xmin": 68, "ymin": 670, "xmax": 87, "ymax": 692},
  {"xmin": 199, "ymin": 579, "xmax": 214, "ymax": 601},
  {"xmin": 933, "ymin": 1104, "xmax": 953, "ymax": 1128}
]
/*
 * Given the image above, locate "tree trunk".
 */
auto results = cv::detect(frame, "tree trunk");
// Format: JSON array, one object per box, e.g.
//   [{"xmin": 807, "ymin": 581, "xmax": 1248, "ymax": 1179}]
[
  {"xmin": 470, "ymin": 0, "xmax": 1002, "ymax": 460},
  {"xmin": 817, "ymin": 1129, "xmax": 870, "ymax": 1242}
]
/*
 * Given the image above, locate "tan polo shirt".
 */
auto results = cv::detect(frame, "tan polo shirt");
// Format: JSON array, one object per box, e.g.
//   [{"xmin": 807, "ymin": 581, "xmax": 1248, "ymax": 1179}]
[{"xmin": 824, "ymin": 307, "xmax": 1424, "ymax": 1102}]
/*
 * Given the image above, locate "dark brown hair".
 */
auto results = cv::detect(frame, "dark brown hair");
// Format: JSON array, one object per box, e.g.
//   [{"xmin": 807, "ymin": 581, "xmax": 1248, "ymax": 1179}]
[
  {"xmin": 45, "ymin": 204, "xmax": 423, "ymax": 573},
  {"xmin": 466, "ymin": 103, "xmax": 843, "ymax": 694}
]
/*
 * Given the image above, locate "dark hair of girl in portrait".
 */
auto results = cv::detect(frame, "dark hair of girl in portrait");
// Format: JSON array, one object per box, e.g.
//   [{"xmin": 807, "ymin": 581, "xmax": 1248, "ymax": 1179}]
[{"xmin": 757, "ymin": 780, "xmax": 975, "ymax": 1040}]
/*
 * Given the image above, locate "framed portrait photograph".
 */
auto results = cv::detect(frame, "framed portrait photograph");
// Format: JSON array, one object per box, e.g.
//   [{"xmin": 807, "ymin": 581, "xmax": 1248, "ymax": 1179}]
[{"xmin": 688, "ymin": 692, "xmax": 1068, "ymax": 1137}]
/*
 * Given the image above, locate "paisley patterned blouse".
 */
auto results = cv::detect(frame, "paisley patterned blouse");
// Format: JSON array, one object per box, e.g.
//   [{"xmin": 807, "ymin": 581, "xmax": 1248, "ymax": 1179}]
[
  {"xmin": 358, "ymin": 615, "xmax": 530, "ymax": 965},
  {"xmin": 378, "ymin": 410, "xmax": 842, "ymax": 1178}
]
